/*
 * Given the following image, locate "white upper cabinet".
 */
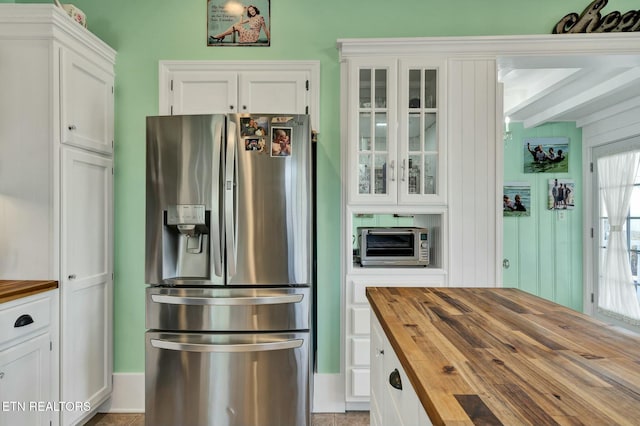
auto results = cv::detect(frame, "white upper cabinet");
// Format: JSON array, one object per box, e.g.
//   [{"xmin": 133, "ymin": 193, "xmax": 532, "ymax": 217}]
[
  {"xmin": 163, "ymin": 63, "xmax": 316, "ymax": 117},
  {"xmin": 60, "ymin": 48, "xmax": 114, "ymax": 155},
  {"xmin": 346, "ymin": 57, "xmax": 446, "ymax": 206},
  {"xmin": 170, "ymin": 71, "xmax": 238, "ymax": 114},
  {"xmin": 397, "ymin": 59, "xmax": 446, "ymax": 205}
]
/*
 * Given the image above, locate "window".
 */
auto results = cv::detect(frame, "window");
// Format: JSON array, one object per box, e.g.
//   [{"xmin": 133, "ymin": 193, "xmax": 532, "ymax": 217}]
[
  {"xmin": 594, "ymin": 144, "xmax": 640, "ymax": 326},
  {"xmin": 600, "ymin": 167, "xmax": 640, "ymax": 297}
]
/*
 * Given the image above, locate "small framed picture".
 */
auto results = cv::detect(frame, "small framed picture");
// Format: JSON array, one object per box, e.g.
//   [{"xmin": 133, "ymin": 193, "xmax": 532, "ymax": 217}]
[
  {"xmin": 271, "ymin": 127, "xmax": 292, "ymax": 157},
  {"xmin": 504, "ymin": 182, "xmax": 530, "ymax": 217},
  {"xmin": 523, "ymin": 137, "xmax": 569, "ymax": 173},
  {"xmin": 548, "ymin": 178, "xmax": 575, "ymax": 210},
  {"xmin": 207, "ymin": 0, "xmax": 271, "ymax": 47}
]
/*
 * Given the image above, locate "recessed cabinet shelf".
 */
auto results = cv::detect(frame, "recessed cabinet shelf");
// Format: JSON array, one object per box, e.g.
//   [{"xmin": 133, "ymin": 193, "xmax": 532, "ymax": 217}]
[{"xmin": 350, "ymin": 213, "xmax": 445, "ymax": 272}]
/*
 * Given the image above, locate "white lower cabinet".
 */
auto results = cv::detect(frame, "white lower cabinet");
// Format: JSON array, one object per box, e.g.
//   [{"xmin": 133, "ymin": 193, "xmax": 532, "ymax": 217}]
[
  {"xmin": 0, "ymin": 290, "xmax": 58, "ymax": 426},
  {"xmin": 345, "ymin": 274, "xmax": 444, "ymax": 406},
  {"xmin": 371, "ymin": 311, "xmax": 431, "ymax": 426}
]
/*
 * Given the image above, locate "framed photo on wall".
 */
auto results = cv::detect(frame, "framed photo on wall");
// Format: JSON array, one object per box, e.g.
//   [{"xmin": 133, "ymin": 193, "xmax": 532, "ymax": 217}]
[
  {"xmin": 207, "ymin": 0, "xmax": 271, "ymax": 46},
  {"xmin": 548, "ymin": 178, "xmax": 575, "ymax": 210},
  {"xmin": 504, "ymin": 182, "xmax": 530, "ymax": 217},
  {"xmin": 523, "ymin": 137, "xmax": 569, "ymax": 173}
]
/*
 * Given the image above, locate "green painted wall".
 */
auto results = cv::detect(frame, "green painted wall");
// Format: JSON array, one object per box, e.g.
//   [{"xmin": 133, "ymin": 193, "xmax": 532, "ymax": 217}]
[
  {"xmin": 503, "ymin": 122, "xmax": 583, "ymax": 311},
  {"xmin": 14, "ymin": 0, "xmax": 632, "ymax": 374}
]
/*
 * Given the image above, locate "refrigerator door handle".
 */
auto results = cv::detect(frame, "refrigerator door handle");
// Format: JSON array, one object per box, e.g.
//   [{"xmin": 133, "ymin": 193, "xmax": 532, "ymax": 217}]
[
  {"xmin": 225, "ymin": 120, "xmax": 237, "ymax": 278},
  {"xmin": 150, "ymin": 338, "xmax": 304, "ymax": 353},
  {"xmin": 151, "ymin": 293, "xmax": 304, "ymax": 306},
  {"xmin": 211, "ymin": 118, "xmax": 224, "ymax": 278}
]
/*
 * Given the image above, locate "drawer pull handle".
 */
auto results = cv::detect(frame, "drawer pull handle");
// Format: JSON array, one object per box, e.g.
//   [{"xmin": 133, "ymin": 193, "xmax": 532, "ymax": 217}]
[
  {"xmin": 14, "ymin": 314, "xmax": 34, "ymax": 328},
  {"xmin": 389, "ymin": 368, "xmax": 402, "ymax": 390}
]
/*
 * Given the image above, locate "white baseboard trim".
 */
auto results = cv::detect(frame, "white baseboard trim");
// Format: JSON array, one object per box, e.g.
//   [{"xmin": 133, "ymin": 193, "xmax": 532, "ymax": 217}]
[
  {"xmin": 104, "ymin": 372, "xmax": 346, "ymax": 414},
  {"xmin": 312, "ymin": 373, "xmax": 346, "ymax": 413},
  {"xmin": 99, "ymin": 373, "xmax": 144, "ymax": 413}
]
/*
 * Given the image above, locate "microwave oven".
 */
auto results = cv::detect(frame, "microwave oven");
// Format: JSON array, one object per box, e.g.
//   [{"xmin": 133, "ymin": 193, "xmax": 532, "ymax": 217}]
[{"xmin": 357, "ymin": 227, "xmax": 429, "ymax": 267}]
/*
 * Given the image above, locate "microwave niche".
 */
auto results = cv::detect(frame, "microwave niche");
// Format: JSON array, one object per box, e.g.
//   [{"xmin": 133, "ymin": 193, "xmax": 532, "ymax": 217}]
[{"xmin": 358, "ymin": 227, "xmax": 429, "ymax": 267}]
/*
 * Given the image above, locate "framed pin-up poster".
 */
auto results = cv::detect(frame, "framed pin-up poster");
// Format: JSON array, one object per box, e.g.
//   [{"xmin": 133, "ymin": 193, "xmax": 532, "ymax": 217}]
[{"xmin": 207, "ymin": 0, "xmax": 271, "ymax": 46}]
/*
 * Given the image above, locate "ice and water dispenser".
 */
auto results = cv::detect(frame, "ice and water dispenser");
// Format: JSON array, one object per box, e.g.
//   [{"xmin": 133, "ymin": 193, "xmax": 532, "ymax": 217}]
[{"xmin": 162, "ymin": 204, "xmax": 211, "ymax": 280}]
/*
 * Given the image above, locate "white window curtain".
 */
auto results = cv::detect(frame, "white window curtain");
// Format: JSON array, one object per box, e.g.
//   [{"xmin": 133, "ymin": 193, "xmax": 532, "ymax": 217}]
[{"xmin": 597, "ymin": 151, "xmax": 640, "ymax": 322}]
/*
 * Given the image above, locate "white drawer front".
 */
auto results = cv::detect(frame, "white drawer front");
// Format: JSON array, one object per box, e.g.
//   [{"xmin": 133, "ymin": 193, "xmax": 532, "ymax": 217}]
[
  {"xmin": 0, "ymin": 295, "xmax": 51, "ymax": 345},
  {"xmin": 352, "ymin": 280, "xmax": 368, "ymax": 304},
  {"xmin": 351, "ymin": 337, "xmax": 370, "ymax": 366},
  {"xmin": 351, "ymin": 307, "xmax": 370, "ymax": 334},
  {"xmin": 351, "ymin": 368, "xmax": 370, "ymax": 397}
]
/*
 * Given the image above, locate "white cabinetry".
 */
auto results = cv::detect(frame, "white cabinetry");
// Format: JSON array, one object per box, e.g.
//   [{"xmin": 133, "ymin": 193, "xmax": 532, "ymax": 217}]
[
  {"xmin": 344, "ymin": 274, "xmax": 444, "ymax": 406},
  {"xmin": 339, "ymin": 38, "xmax": 500, "ymax": 408},
  {"xmin": 370, "ymin": 311, "xmax": 431, "ymax": 426},
  {"xmin": 346, "ymin": 58, "xmax": 446, "ymax": 206},
  {"xmin": 159, "ymin": 61, "xmax": 319, "ymax": 118},
  {"xmin": 0, "ymin": 290, "xmax": 59, "ymax": 426},
  {"xmin": 0, "ymin": 5, "xmax": 115, "ymax": 425}
]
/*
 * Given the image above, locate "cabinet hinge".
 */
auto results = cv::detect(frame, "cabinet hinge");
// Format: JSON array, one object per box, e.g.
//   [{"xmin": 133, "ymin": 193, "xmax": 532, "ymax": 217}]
[
  {"xmin": 305, "ymin": 80, "xmax": 309, "ymax": 91},
  {"xmin": 305, "ymin": 106, "xmax": 309, "ymax": 114},
  {"xmin": 590, "ymin": 162, "xmax": 594, "ymax": 172},
  {"xmin": 50, "ymin": 341, "xmax": 53, "ymax": 351},
  {"xmin": 170, "ymin": 79, "xmax": 174, "ymax": 91},
  {"xmin": 170, "ymin": 105, "xmax": 173, "ymax": 116},
  {"xmin": 591, "ymin": 293, "xmax": 594, "ymax": 303},
  {"xmin": 591, "ymin": 228, "xmax": 594, "ymax": 238},
  {"xmin": 112, "ymin": 86, "xmax": 114, "ymax": 94}
]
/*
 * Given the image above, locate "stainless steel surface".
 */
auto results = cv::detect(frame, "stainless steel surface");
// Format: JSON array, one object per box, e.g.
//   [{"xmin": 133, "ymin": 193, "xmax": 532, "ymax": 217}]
[
  {"xmin": 225, "ymin": 120, "xmax": 237, "ymax": 278},
  {"xmin": 145, "ymin": 331, "xmax": 310, "ymax": 426},
  {"xmin": 358, "ymin": 226, "xmax": 429, "ymax": 267},
  {"xmin": 150, "ymin": 336, "xmax": 303, "ymax": 352},
  {"xmin": 146, "ymin": 286, "xmax": 310, "ymax": 332},
  {"xmin": 227, "ymin": 114, "xmax": 312, "ymax": 286},
  {"xmin": 145, "ymin": 114, "xmax": 225, "ymax": 286},
  {"xmin": 146, "ymin": 113, "xmax": 312, "ymax": 287},
  {"xmin": 145, "ymin": 113, "xmax": 313, "ymax": 426}
]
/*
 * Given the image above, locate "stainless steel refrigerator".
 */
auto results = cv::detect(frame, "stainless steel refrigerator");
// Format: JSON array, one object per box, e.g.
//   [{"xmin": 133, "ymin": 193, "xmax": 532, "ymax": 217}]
[{"xmin": 144, "ymin": 114, "xmax": 313, "ymax": 426}]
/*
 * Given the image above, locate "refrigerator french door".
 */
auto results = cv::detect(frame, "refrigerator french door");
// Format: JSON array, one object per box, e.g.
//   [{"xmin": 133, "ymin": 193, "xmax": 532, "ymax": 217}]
[{"xmin": 144, "ymin": 114, "xmax": 313, "ymax": 426}]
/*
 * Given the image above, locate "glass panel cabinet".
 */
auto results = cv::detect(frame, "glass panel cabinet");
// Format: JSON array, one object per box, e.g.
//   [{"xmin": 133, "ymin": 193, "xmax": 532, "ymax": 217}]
[
  {"xmin": 348, "ymin": 58, "xmax": 445, "ymax": 205},
  {"xmin": 356, "ymin": 67, "xmax": 393, "ymax": 199}
]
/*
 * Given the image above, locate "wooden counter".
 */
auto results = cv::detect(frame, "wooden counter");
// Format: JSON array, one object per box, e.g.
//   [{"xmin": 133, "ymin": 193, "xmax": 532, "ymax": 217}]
[
  {"xmin": 0, "ymin": 280, "xmax": 58, "ymax": 304},
  {"xmin": 367, "ymin": 286, "xmax": 640, "ymax": 426}
]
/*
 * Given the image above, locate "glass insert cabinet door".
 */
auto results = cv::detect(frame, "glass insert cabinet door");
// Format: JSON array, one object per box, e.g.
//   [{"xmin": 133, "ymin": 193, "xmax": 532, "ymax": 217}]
[
  {"xmin": 399, "ymin": 62, "xmax": 444, "ymax": 203},
  {"xmin": 353, "ymin": 64, "xmax": 397, "ymax": 203}
]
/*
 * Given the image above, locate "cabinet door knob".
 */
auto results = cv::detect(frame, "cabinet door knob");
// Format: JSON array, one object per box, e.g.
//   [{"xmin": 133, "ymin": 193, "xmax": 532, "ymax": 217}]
[
  {"xmin": 389, "ymin": 368, "xmax": 402, "ymax": 390},
  {"xmin": 68, "ymin": 124, "xmax": 77, "ymax": 130},
  {"xmin": 242, "ymin": 105, "xmax": 247, "ymax": 110},
  {"xmin": 229, "ymin": 105, "xmax": 234, "ymax": 110},
  {"xmin": 68, "ymin": 274, "xmax": 77, "ymax": 280}
]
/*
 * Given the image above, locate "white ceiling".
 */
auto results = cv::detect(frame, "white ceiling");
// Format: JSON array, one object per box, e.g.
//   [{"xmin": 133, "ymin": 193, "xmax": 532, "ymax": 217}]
[{"xmin": 499, "ymin": 54, "xmax": 640, "ymax": 128}]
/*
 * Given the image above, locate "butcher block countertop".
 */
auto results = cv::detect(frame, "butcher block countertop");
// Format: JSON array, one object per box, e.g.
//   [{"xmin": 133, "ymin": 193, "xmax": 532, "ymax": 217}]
[
  {"xmin": 366, "ymin": 286, "xmax": 640, "ymax": 426},
  {"xmin": 0, "ymin": 280, "xmax": 58, "ymax": 304}
]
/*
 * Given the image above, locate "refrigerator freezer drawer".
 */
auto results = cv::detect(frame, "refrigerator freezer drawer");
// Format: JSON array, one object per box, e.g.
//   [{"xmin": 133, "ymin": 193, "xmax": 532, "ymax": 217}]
[
  {"xmin": 146, "ymin": 286, "xmax": 310, "ymax": 331},
  {"xmin": 145, "ymin": 331, "xmax": 310, "ymax": 426}
]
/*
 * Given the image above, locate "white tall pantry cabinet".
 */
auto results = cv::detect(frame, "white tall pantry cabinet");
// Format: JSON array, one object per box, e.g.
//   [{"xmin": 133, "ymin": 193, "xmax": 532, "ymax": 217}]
[
  {"xmin": 0, "ymin": 5, "xmax": 115, "ymax": 426},
  {"xmin": 338, "ymin": 38, "xmax": 501, "ymax": 409}
]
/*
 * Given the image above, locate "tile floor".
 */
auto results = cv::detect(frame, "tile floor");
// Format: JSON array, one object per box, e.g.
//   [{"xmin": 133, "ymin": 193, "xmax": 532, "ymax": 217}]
[{"xmin": 85, "ymin": 411, "xmax": 370, "ymax": 426}]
